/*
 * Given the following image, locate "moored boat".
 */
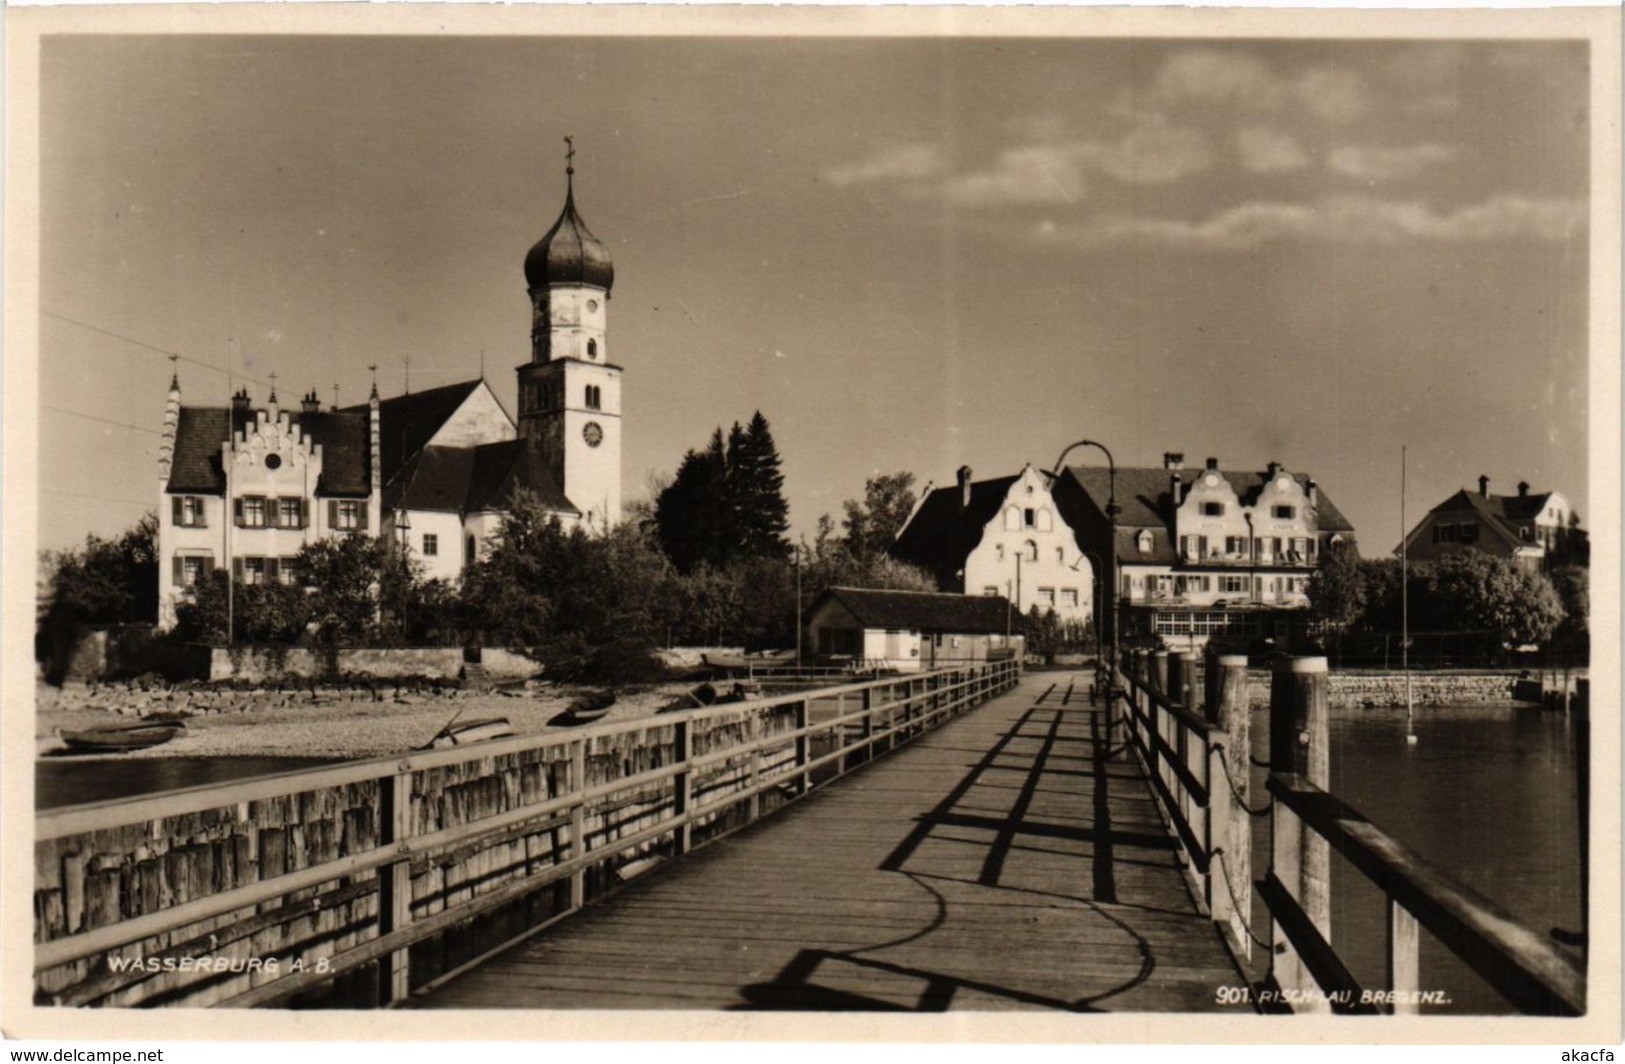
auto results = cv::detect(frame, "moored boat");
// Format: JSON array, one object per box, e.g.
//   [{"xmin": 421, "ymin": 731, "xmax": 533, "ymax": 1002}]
[
  {"xmin": 564, "ymin": 689, "xmax": 616, "ymax": 724},
  {"xmin": 59, "ymin": 720, "xmax": 186, "ymax": 754}
]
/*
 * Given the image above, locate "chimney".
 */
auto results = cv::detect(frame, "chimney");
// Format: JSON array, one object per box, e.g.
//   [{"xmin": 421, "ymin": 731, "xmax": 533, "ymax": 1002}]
[
  {"xmin": 1205, "ymin": 457, "xmax": 1219, "ymax": 471},
  {"xmin": 1267, "ymin": 461, "xmax": 1282, "ymax": 478},
  {"xmin": 1306, "ymin": 477, "xmax": 1318, "ymax": 505},
  {"xmin": 1162, "ymin": 452, "xmax": 1185, "ymax": 471},
  {"xmin": 231, "ymin": 387, "xmax": 252, "ymax": 415},
  {"xmin": 1170, "ymin": 472, "xmax": 1184, "ymax": 506},
  {"xmin": 1478, "ymin": 475, "xmax": 1490, "ymax": 498},
  {"xmin": 957, "ymin": 465, "xmax": 974, "ymax": 509},
  {"xmin": 300, "ymin": 389, "xmax": 321, "ymax": 416},
  {"xmin": 1518, "ymin": 481, "xmax": 1530, "ymax": 498}
]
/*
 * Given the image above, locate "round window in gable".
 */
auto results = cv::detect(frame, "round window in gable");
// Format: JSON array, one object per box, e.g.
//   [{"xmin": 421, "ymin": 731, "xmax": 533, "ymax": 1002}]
[
  {"xmin": 265, "ymin": 453, "xmax": 282, "ymax": 470},
  {"xmin": 587, "ymin": 299, "xmax": 599, "ymax": 313}
]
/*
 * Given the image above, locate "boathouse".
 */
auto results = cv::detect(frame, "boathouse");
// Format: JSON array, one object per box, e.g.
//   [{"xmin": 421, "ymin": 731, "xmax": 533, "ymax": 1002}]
[{"xmin": 804, "ymin": 586, "xmax": 1023, "ymax": 672}]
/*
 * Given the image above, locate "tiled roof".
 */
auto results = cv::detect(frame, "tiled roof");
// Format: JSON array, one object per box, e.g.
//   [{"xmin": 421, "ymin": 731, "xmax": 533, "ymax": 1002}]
[
  {"xmin": 165, "ymin": 406, "xmax": 369, "ymax": 497},
  {"xmin": 383, "ymin": 440, "xmax": 578, "ymax": 516},
  {"xmin": 1434, "ymin": 488, "xmax": 1554, "ymax": 524},
  {"xmin": 1424, "ymin": 489, "xmax": 1527, "ymax": 549},
  {"xmin": 814, "ymin": 587, "xmax": 1020, "ymax": 635},
  {"xmin": 1064, "ymin": 465, "xmax": 1356, "ymax": 533},
  {"xmin": 347, "ymin": 380, "xmax": 482, "ymax": 484},
  {"xmin": 889, "ymin": 475, "xmax": 1019, "ymax": 586}
]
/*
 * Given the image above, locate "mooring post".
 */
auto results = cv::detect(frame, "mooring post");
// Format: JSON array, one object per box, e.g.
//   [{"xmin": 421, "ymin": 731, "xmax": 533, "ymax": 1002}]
[
  {"xmin": 748, "ymin": 710, "xmax": 763, "ymax": 818},
  {"xmin": 1269, "ymin": 654, "xmax": 1331, "ymax": 1010},
  {"xmin": 1214, "ymin": 654, "xmax": 1251, "ymax": 958},
  {"xmin": 1203, "ymin": 646, "xmax": 1222, "ymax": 724},
  {"xmin": 1167, "ymin": 650, "xmax": 1191, "ymax": 709},
  {"xmin": 1149, "ymin": 649, "xmax": 1169, "ymax": 698}
]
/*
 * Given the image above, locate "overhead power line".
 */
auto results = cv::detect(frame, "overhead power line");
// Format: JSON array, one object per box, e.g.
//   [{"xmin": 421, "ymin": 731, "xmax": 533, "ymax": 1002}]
[
  {"xmin": 43, "ymin": 310, "xmax": 274, "ymax": 389},
  {"xmin": 43, "ymin": 404, "xmax": 162, "ymax": 435}
]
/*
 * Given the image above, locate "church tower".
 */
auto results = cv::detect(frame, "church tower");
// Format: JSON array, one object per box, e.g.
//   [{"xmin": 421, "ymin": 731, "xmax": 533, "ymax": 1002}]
[{"xmin": 517, "ymin": 141, "xmax": 622, "ymax": 527}]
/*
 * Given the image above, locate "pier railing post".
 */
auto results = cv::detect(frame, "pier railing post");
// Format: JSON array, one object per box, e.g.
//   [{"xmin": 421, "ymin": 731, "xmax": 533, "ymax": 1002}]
[
  {"xmin": 569, "ymin": 738, "xmax": 587, "ymax": 910},
  {"xmin": 1214, "ymin": 654, "xmax": 1251, "ymax": 958},
  {"xmin": 378, "ymin": 765, "xmax": 413, "ymax": 1005},
  {"xmin": 674, "ymin": 719, "xmax": 694, "ymax": 854},
  {"xmin": 1269, "ymin": 654, "xmax": 1331, "ymax": 1011}
]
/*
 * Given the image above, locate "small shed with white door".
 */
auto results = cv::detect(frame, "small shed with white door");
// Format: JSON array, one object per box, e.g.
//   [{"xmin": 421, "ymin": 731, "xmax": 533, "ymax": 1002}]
[{"xmin": 804, "ymin": 587, "xmax": 1023, "ymax": 673}]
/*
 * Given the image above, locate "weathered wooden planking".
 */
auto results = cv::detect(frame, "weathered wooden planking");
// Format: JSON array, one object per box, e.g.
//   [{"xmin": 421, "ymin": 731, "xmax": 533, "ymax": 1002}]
[{"xmin": 419, "ymin": 675, "xmax": 1248, "ymax": 1013}]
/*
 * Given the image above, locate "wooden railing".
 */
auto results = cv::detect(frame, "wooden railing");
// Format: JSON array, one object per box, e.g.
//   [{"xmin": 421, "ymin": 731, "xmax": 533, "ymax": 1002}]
[
  {"xmin": 1113, "ymin": 650, "xmax": 1586, "ymax": 1016},
  {"xmin": 34, "ymin": 660, "xmax": 1019, "ymax": 1009}
]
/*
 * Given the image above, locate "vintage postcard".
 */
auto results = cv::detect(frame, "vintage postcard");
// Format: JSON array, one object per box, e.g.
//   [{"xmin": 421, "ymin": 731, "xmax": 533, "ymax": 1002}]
[{"xmin": 4, "ymin": 3, "xmax": 1620, "ymax": 1050}]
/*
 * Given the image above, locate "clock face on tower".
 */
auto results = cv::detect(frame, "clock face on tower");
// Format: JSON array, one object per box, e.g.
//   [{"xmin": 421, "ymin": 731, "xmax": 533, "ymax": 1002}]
[{"xmin": 582, "ymin": 422, "xmax": 604, "ymax": 448}]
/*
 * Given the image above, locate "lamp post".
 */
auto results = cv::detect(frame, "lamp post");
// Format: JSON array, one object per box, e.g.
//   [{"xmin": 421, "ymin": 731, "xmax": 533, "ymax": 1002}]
[
  {"xmin": 394, "ymin": 508, "xmax": 412, "ymax": 639},
  {"xmin": 1052, "ymin": 440, "xmax": 1120, "ymax": 672},
  {"xmin": 1077, "ymin": 550, "xmax": 1106, "ymax": 659}
]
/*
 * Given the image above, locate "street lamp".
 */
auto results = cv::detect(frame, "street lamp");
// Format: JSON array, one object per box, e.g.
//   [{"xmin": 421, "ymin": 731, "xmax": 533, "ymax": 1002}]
[
  {"xmin": 1051, "ymin": 440, "xmax": 1120, "ymax": 672},
  {"xmin": 1075, "ymin": 550, "xmax": 1106, "ymax": 658}
]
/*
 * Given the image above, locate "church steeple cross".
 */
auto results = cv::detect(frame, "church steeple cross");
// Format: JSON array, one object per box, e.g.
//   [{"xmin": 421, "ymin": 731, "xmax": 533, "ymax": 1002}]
[
  {"xmin": 564, "ymin": 135, "xmax": 575, "ymax": 175},
  {"xmin": 268, "ymin": 370, "xmax": 279, "ymax": 403}
]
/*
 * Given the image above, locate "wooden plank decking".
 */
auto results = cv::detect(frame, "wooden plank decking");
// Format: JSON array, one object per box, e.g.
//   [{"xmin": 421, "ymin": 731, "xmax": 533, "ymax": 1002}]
[{"xmin": 416, "ymin": 672, "xmax": 1250, "ymax": 1012}]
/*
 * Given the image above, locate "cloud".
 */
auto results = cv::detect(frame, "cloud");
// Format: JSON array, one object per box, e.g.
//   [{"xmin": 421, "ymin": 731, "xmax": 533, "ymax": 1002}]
[
  {"xmin": 1035, "ymin": 194, "xmax": 1585, "ymax": 252},
  {"xmin": 1078, "ymin": 125, "xmax": 1212, "ymax": 185},
  {"xmin": 1237, "ymin": 127, "xmax": 1310, "ymax": 173},
  {"xmin": 1129, "ymin": 48, "xmax": 1370, "ymax": 126},
  {"xmin": 822, "ymin": 144, "xmax": 944, "ymax": 188},
  {"xmin": 941, "ymin": 144, "xmax": 1088, "ymax": 207},
  {"xmin": 1327, "ymin": 143, "xmax": 1455, "ymax": 181}
]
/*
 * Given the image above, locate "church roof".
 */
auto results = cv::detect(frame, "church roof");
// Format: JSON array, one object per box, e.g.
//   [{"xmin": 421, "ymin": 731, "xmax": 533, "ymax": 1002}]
[
  {"xmin": 524, "ymin": 179, "xmax": 615, "ymax": 291},
  {"xmin": 165, "ymin": 406, "xmax": 371, "ymax": 497},
  {"xmin": 812, "ymin": 587, "xmax": 1020, "ymax": 635},
  {"xmin": 889, "ymin": 475, "xmax": 1020, "ymax": 586},
  {"xmin": 383, "ymin": 440, "xmax": 578, "ymax": 517},
  {"xmin": 346, "ymin": 379, "xmax": 483, "ymax": 485}
]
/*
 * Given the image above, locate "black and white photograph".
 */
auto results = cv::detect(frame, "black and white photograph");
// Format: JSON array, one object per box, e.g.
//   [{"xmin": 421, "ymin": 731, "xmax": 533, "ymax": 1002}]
[{"xmin": 4, "ymin": 4, "xmax": 1619, "ymax": 1047}]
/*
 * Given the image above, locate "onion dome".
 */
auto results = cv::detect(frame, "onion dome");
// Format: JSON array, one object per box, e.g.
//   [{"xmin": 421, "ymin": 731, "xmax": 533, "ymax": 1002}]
[{"xmin": 524, "ymin": 169, "xmax": 615, "ymax": 292}]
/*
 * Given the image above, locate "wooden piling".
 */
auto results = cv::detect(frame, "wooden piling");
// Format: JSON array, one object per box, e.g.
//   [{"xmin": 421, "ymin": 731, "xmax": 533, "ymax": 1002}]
[
  {"xmin": 1269, "ymin": 654, "xmax": 1330, "ymax": 1011},
  {"xmin": 1149, "ymin": 650, "xmax": 1169, "ymax": 697}
]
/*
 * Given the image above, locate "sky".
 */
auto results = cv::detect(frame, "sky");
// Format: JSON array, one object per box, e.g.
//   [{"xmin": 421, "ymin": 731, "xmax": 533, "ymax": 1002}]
[{"xmin": 35, "ymin": 32, "xmax": 1592, "ymax": 555}]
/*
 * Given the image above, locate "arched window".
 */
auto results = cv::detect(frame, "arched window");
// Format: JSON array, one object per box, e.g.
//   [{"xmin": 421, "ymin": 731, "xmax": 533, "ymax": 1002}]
[
  {"xmin": 1137, "ymin": 530, "xmax": 1154, "ymax": 554},
  {"xmin": 1024, "ymin": 540, "xmax": 1039, "ymax": 562},
  {"xmin": 1036, "ymin": 509, "xmax": 1053, "ymax": 532},
  {"xmin": 585, "ymin": 385, "xmax": 601, "ymax": 410},
  {"xmin": 1004, "ymin": 507, "xmax": 1021, "ymax": 531},
  {"xmin": 587, "ymin": 338, "xmax": 598, "ymax": 358}
]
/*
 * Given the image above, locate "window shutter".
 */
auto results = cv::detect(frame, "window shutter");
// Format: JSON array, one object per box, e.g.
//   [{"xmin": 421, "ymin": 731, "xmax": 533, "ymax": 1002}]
[
  {"xmin": 301, "ymin": 499, "xmax": 310, "ymax": 529},
  {"xmin": 328, "ymin": 500, "xmax": 338, "ymax": 529},
  {"xmin": 266, "ymin": 557, "xmax": 280, "ymax": 583},
  {"xmin": 172, "ymin": 555, "xmax": 184, "ymax": 587},
  {"xmin": 232, "ymin": 558, "xmax": 244, "ymax": 583},
  {"xmin": 357, "ymin": 502, "xmax": 369, "ymax": 531},
  {"xmin": 234, "ymin": 498, "xmax": 244, "ymax": 527},
  {"xmin": 172, "ymin": 496, "xmax": 183, "ymax": 525}
]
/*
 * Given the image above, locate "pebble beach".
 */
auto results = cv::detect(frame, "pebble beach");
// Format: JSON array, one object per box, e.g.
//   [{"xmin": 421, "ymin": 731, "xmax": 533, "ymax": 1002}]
[{"xmin": 35, "ymin": 680, "xmax": 700, "ymax": 761}]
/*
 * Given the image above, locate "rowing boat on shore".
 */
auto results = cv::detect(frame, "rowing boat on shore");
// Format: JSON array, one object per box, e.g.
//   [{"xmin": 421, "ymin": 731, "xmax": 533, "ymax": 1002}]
[{"xmin": 59, "ymin": 720, "xmax": 187, "ymax": 754}]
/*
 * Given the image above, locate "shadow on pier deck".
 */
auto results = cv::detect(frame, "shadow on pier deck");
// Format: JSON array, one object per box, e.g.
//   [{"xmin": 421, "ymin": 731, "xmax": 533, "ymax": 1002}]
[{"xmin": 417, "ymin": 673, "xmax": 1249, "ymax": 1011}]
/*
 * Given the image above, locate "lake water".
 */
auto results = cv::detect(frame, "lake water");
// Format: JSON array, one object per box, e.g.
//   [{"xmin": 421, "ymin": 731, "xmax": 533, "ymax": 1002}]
[
  {"xmin": 35, "ymin": 756, "xmax": 338, "ymax": 809},
  {"xmin": 1245, "ymin": 702, "xmax": 1585, "ymax": 1014}
]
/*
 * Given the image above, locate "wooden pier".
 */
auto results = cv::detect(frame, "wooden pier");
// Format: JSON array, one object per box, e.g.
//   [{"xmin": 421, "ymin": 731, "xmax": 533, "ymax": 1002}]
[{"xmin": 417, "ymin": 672, "xmax": 1247, "ymax": 1011}]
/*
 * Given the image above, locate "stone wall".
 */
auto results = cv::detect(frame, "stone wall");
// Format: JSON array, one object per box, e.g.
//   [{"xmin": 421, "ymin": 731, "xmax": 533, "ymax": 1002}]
[
  {"xmin": 1242, "ymin": 670, "xmax": 1526, "ymax": 710},
  {"xmin": 206, "ymin": 646, "xmax": 466, "ymax": 682}
]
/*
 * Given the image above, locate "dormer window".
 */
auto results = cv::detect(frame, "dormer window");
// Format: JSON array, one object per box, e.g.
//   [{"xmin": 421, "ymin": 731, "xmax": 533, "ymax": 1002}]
[{"xmin": 1137, "ymin": 530, "xmax": 1154, "ymax": 553}]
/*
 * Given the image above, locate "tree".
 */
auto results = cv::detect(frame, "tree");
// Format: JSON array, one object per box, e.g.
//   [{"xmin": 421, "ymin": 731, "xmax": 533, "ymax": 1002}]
[
  {"xmin": 1549, "ymin": 564, "xmax": 1589, "ymax": 660},
  {"xmin": 731, "ymin": 412, "xmax": 790, "ymax": 560},
  {"xmin": 39, "ymin": 514, "xmax": 160, "ymax": 677},
  {"xmin": 1024, "ymin": 605, "xmax": 1064, "ymax": 662},
  {"xmin": 842, "ymin": 472, "xmax": 917, "ymax": 566},
  {"xmin": 295, "ymin": 534, "xmax": 390, "ymax": 645},
  {"xmin": 1425, "ymin": 552, "xmax": 1565, "ymax": 648},
  {"xmin": 1306, "ymin": 540, "xmax": 1365, "ymax": 653},
  {"xmin": 654, "ymin": 413, "xmax": 790, "ymax": 572}
]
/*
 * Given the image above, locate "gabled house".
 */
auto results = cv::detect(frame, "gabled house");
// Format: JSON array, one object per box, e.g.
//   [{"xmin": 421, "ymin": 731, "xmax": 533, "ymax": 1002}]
[
  {"xmin": 1400, "ymin": 476, "xmax": 1587, "ymax": 571},
  {"xmin": 888, "ymin": 464, "xmax": 1095, "ymax": 628},
  {"xmin": 804, "ymin": 586, "xmax": 1023, "ymax": 672},
  {"xmin": 1051, "ymin": 453, "xmax": 1356, "ymax": 650},
  {"xmin": 156, "ymin": 163, "xmax": 625, "ymax": 628}
]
